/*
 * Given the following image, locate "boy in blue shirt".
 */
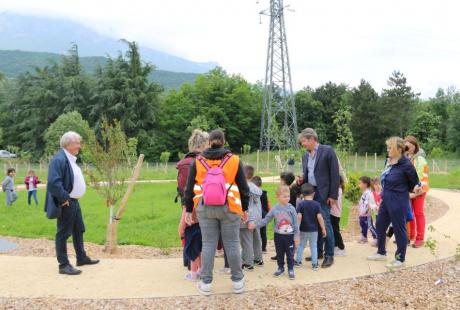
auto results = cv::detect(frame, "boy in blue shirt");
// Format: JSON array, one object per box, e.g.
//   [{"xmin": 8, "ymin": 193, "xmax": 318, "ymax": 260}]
[{"xmin": 295, "ymin": 183, "xmax": 326, "ymax": 270}]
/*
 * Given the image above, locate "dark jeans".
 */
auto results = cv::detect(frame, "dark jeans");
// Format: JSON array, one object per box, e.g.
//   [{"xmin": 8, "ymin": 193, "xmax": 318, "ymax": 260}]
[
  {"xmin": 274, "ymin": 233, "xmax": 294, "ymax": 270},
  {"xmin": 56, "ymin": 200, "xmax": 86, "ymax": 268},
  {"xmin": 330, "ymin": 215, "xmax": 345, "ymax": 250},
  {"xmin": 260, "ymin": 226, "xmax": 267, "ymax": 252},
  {"xmin": 28, "ymin": 190, "xmax": 39, "ymax": 206},
  {"xmin": 314, "ymin": 193, "xmax": 335, "ymax": 257},
  {"xmin": 359, "ymin": 216, "xmax": 377, "ymax": 239}
]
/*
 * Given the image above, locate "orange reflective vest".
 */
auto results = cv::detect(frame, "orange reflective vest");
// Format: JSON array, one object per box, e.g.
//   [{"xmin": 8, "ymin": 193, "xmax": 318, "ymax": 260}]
[
  {"xmin": 192, "ymin": 154, "xmax": 243, "ymax": 216},
  {"xmin": 412, "ymin": 156, "xmax": 429, "ymax": 193}
]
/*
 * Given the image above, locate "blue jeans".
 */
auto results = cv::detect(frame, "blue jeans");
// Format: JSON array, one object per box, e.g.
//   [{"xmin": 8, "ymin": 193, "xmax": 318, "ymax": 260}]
[
  {"xmin": 28, "ymin": 190, "xmax": 38, "ymax": 205},
  {"xmin": 296, "ymin": 231, "xmax": 318, "ymax": 266}
]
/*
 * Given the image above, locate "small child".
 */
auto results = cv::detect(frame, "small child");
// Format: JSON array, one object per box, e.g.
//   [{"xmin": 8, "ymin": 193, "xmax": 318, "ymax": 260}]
[
  {"xmin": 255, "ymin": 185, "xmax": 299, "ymax": 280},
  {"xmin": 330, "ymin": 176, "xmax": 346, "ymax": 256},
  {"xmin": 280, "ymin": 172, "xmax": 300, "ymax": 208},
  {"xmin": 370, "ymin": 177, "xmax": 382, "ymax": 211},
  {"xmin": 24, "ymin": 170, "xmax": 40, "ymax": 206},
  {"xmin": 2, "ymin": 168, "xmax": 17, "ymax": 207},
  {"xmin": 240, "ymin": 165, "xmax": 263, "ymax": 271},
  {"xmin": 178, "ymin": 206, "xmax": 202, "ymax": 281},
  {"xmin": 357, "ymin": 176, "xmax": 378, "ymax": 245},
  {"xmin": 294, "ymin": 183, "xmax": 326, "ymax": 270},
  {"xmin": 251, "ymin": 176, "xmax": 270, "ymax": 253}
]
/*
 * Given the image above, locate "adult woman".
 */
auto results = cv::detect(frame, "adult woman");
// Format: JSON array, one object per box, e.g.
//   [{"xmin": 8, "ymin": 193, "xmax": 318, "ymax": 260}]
[
  {"xmin": 367, "ymin": 137, "xmax": 422, "ymax": 269},
  {"xmin": 184, "ymin": 129, "xmax": 250, "ymax": 295},
  {"xmin": 404, "ymin": 135, "xmax": 429, "ymax": 248}
]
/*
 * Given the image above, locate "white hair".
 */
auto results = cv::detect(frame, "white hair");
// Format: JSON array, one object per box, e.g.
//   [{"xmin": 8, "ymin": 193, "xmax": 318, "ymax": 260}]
[{"xmin": 60, "ymin": 131, "xmax": 82, "ymax": 148}]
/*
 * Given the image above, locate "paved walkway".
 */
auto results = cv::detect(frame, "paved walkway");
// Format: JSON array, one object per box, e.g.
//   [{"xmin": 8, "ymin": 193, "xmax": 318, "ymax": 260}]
[{"xmin": 0, "ymin": 189, "xmax": 458, "ymax": 299}]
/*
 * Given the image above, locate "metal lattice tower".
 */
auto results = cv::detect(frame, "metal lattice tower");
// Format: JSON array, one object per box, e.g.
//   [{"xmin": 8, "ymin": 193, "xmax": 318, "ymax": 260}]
[{"xmin": 259, "ymin": 0, "xmax": 298, "ymax": 150}]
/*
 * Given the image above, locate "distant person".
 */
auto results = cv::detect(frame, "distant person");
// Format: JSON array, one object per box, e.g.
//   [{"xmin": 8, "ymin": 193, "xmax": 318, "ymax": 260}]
[
  {"xmin": 330, "ymin": 175, "xmax": 346, "ymax": 256},
  {"xmin": 404, "ymin": 135, "xmax": 429, "ymax": 248},
  {"xmin": 357, "ymin": 176, "xmax": 378, "ymax": 245},
  {"xmin": 24, "ymin": 169, "xmax": 41, "ymax": 206},
  {"xmin": 45, "ymin": 131, "xmax": 99, "ymax": 275},
  {"xmin": 299, "ymin": 128, "xmax": 339, "ymax": 268},
  {"xmin": 2, "ymin": 168, "xmax": 17, "ymax": 207},
  {"xmin": 251, "ymin": 176, "xmax": 270, "ymax": 253},
  {"xmin": 294, "ymin": 183, "xmax": 326, "ymax": 271},
  {"xmin": 287, "ymin": 156, "xmax": 295, "ymax": 172},
  {"xmin": 184, "ymin": 129, "xmax": 250, "ymax": 295},
  {"xmin": 255, "ymin": 185, "xmax": 299, "ymax": 280},
  {"xmin": 368, "ymin": 137, "xmax": 421, "ymax": 269}
]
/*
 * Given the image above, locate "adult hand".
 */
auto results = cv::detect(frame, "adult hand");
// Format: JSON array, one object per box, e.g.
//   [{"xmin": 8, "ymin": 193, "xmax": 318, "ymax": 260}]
[
  {"xmin": 241, "ymin": 211, "xmax": 249, "ymax": 224},
  {"xmin": 414, "ymin": 185, "xmax": 423, "ymax": 196},
  {"xmin": 185, "ymin": 212, "xmax": 193, "ymax": 226},
  {"xmin": 61, "ymin": 200, "xmax": 70, "ymax": 208},
  {"xmin": 296, "ymin": 176, "xmax": 304, "ymax": 185},
  {"xmin": 322, "ymin": 228, "xmax": 327, "ymax": 237},
  {"xmin": 248, "ymin": 222, "xmax": 256, "ymax": 230},
  {"xmin": 327, "ymin": 198, "xmax": 337, "ymax": 207}
]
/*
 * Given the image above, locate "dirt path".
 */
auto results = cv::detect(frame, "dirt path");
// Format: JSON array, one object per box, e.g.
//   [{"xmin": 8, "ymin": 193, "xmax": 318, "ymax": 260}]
[{"xmin": 0, "ymin": 189, "xmax": 458, "ymax": 300}]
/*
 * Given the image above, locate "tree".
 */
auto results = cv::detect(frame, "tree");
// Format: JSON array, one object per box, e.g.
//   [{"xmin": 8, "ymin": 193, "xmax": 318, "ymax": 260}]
[
  {"xmin": 333, "ymin": 92, "xmax": 354, "ymax": 153},
  {"xmin": 447, "ymin": 103, "xmax": 460, "ymax": 153},
  {"xmin": 407, "ymin": 107, "xmax": 442, "ymax": 154},
  {"xmin": 295, "ymin": 87, "xmax": 327, "ymax": 141},
  {"xmin": 44, "ymin": 111, "xmax": 96, "ymax": 161}
]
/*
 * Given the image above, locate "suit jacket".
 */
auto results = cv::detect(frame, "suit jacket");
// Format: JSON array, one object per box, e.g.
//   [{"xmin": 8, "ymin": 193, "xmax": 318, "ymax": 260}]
[
  {"xmin": 302, "ymin": 144, "xmax": 340, "ymax": 206},
  {"xmin": 44, "ymin": 149, "xmax": 74, "ymax": 219}
]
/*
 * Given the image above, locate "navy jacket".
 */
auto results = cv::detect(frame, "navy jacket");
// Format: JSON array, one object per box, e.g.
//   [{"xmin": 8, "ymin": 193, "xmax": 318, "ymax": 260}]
[
  {"xmin": 302, "ymin": 144, "xmax": 340, "ymax": 206},
  {"xmin": 44, "ymin": 149, "xmax": 74, "ymax": 219}
]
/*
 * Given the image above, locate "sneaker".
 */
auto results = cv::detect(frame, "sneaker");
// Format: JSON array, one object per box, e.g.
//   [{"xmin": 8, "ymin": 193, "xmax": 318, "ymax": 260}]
[
  {"xmin": 270, "ymin": 255, "xmax": 278, "ymax": 261},
  {"xmin": 218, "ymin": 267, "xmax": 231, "ymax": 275},
  {"xmin": 367, "ymin": 253, "xmax": 387, "ymax": 261},
  {"xmin": 242, "ymin": 264, "xmax": 254, "ymax": 272},
  {"xmin": 254, "ymin": 260, "xmax": 264, "ymax": 267},
  {"xmin": 197, "ymin": 281, "xmax": 212, "ymax": 296},
  {"xmin": 335, "ymin": 249, "xmax": 346, "ymax": 257},
  {"xmin": 412, "ymin": 240, "xmax": 424, "ymax": 248},
  {"xmin": 358, "ymin": 236, "xmax": 368, "ymax": 244},
  {"xmin": 185, "ymin": 273, "xmax": 200, "ymax": 282},
  {"xmin": 232, "ymin": 279, "xmax": 245, "ymax": 294},
  {"xmin": 312, "ymin": 264, "xmax": 319, "ymax": 271},
  {"xmin": 273, "ymin": 268, "xmax": 285, "ymax": 277},
  {"xmin": 386, "ymin": 260, "xmax": 405, "ymax": 269},
  {"xmin": 288, "ymin": 269, "xmax": 295, "ymax": 280},
  {"xmin": 294, "ymin": 261, "xmax": 302, "ymax": 268}
]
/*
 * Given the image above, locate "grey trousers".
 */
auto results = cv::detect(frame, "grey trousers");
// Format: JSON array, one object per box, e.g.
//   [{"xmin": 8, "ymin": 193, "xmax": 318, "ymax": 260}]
[
  {"xmin": 197, "ymin": 203, "xmax": 243, "ymax": 284},
  {"xmin": 6, "ymin": 190, "xmax": 18, "ymax": 206},
  {"xmin": 240, "ymin": 227, "xmax": 263, "ymax": 266}
]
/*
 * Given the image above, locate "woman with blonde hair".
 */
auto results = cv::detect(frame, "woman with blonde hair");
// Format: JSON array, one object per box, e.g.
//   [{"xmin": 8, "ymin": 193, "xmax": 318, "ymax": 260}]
[{"xmin": 367, "ymin": 137, "xmax": 422, "ymax": 269}]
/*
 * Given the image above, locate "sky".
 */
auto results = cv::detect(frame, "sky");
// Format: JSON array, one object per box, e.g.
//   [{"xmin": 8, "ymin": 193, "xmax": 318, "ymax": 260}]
[{"xmin": 1, "ymin": 0, "xmax": 459, "ymax": 98}]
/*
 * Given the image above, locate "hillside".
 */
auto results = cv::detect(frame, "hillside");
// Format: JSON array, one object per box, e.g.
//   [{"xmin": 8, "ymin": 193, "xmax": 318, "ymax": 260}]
[{"xmin": 0, "ymin": 50, "xmax": 198, "ymax": 89}]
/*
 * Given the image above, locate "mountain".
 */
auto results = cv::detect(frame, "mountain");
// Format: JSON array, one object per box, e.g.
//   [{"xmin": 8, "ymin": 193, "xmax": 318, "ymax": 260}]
[
  {"xmin": 0, "ymin": 50, "xmax": 199, "ymax": 89},
  {"xmin": 0, "ymin": 12, "xmax": 218, "ymax": 73}
]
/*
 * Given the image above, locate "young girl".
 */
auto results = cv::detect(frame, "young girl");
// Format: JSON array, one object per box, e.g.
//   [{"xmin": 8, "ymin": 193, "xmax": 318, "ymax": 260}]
[
  {"xmin": 24, "ymin": 170, "xmax": 41, "ymax": 206},
  {"xmin": 178, "ymin": 206, "xmax": 202, "ymax": 281},
  {"xmin": 330, "ymin": 176, "xmax": 346, "ymax": 256},
  {"xmin": 357, "ymin": 176, "xmax": 378, "ymax": 245},
  {"xmin": 2, "ymin": 168, "xmax": 17, "ymax": 207}
]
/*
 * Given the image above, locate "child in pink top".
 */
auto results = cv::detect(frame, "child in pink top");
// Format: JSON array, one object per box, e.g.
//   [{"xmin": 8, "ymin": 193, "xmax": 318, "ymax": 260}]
[
  {"xmin": 178, "ymin": 207, "xmax": 202, "ymax": 281},
  {"xmin": 330, "ymin": 176, "xmax": 345, "ymax": 256}
]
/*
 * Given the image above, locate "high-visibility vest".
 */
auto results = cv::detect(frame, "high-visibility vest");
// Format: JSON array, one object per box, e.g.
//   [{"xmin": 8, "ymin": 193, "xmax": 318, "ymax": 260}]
[
  {"xmin": 193, "ymin": 154, "xmax": 243, "ymax": 215},
  {"xmin": 412, "ymin": 156, "xmax": 429, "ymax": 193}
]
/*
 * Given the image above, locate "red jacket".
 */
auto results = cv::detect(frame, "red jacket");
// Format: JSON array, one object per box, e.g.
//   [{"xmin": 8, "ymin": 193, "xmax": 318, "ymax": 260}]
[{"xmin": 24, "ymin": 176, "xmax": 40, "ymax": 190}]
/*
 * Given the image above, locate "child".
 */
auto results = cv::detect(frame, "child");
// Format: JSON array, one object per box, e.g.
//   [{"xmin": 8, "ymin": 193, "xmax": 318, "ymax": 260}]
[
  {"xmin": 254, "ymin": 185, "xmax": 299, "ymax": 280},
  {"xmin": 178, "ymin": 206, "xmax": 202, "ymax": 281},
  {"xmin": 2, "ymin": 168, "xmax": 17, "ymax": 207},
  {"xmin": 357, "ymin": 176, "xmax": 378, "ymax": 245},
  {"xmin": 24, "ymin": 170, "xmax": 40, "ymax": 206},
  {"xmin": 280, "ymin": 171, "xmax": 300, "ymax": 208},
  {"xmin": 295, "ymin": 183, "xmax": 326, "ymax": 270},
  {"xmin": 330, "ymin": 176, "xmax": 346, "ymax": 256},
  {"xmin": 240, "ymin": 165, "xmax": 263, "ymax": 271},
  {"xmin": 371, "ymin": 177, "xmax": 382, "ymax": 211},
  {"xmin": 251, "ymin": 176, "xmax": 270, "ymax": 253}
]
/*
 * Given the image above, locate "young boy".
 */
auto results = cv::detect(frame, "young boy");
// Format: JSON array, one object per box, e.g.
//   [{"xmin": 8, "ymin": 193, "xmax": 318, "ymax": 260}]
[
  {"xmin": 358, "ymin": 176, "xmax": 378, "ymax": 244},
  {"xmin": 240, "ymin": 165, "xmax": 263, "ymax": 271},
  {"xmin": 295, "ymin": 183, "xmax": 326, "ymax": 270},
  {"xmin": 251, "ymin": 176, "xmax": 270, "ymax": 253},
  {"xmin": 254, "ymin": 185, "xmax": 299, "ymax": 279},
  {"xmin": 2, "ymin": 168, "xmax": 18, "ymax": 207}
]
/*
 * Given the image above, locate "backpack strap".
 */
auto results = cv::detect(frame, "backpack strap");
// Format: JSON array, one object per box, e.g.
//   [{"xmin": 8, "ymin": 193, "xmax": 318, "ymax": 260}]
[
  {"xmin": 219, "ymin": 153, "xmax": 233, "ymax": 168},
  {"xmin": 197, "ymin": 156, "xmax": 211, "ymax": 171}
]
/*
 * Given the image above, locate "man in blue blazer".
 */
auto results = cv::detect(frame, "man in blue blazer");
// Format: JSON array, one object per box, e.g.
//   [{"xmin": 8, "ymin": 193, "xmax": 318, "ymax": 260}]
[
  {"xmin": 45, "ymin": 131, "xmax": 99, "ymax": 275},
  {"xmin": 299, "ymin": 128, "xmax": 340, "ymax": 268}
]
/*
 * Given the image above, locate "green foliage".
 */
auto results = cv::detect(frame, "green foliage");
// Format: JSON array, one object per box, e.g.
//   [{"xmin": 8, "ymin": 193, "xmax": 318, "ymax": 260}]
[
  {"xmin": 333, "ymin": 92, "xmax": 354, "ymax": 153},
  {"xmin": 44, "ymin": 111, "xmax": 96, "ymax": 161},
  {"xmin": 344, "ymin": 173, "xmax": 362, "ymax": 203},
  {"xmin": 447, "ymin": 102, "xmax": 460, "ymax": 153},
  {"xmin": 430, "ymin": 147, "xmax": 444, "ymax": 158},
  {"xmin": 160, "ymin": 151, "xmax": 171, "ymax": 163},
  {"xmin": 242, "ymin": 144, "xmax": 251, "ymax": 155}
]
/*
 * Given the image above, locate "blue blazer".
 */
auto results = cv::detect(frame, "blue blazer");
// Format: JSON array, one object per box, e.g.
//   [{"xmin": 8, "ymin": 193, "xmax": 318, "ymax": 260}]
[
  {"xmin": 302, "ymin": 144, "xmax": 340, "ymax": 206},
  {"xmin": 44, "ymin": 149, "xmax": 74, "ymax": 219}
]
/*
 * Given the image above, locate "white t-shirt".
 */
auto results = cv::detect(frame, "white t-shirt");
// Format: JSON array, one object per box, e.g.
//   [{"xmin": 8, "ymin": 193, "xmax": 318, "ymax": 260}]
[
  {"xmin": 63, "ymin": 149, "xmax": 86, "ymax": 199},
  {"xmin": 28, "ymin": 177, "xmax": 35, "ymax": 191}
]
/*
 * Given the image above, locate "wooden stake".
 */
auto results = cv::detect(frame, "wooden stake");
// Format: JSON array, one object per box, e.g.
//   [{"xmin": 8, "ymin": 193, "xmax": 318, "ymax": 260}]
[
  {"xmin": 256, "ymin": 150, "xmax": 260, "ymax": 173},
  {"xmin": 354, "ymin": 153, "xmax": 357, "ymax": 171},
  {"xmin": 374, "ymin": 153, "xmax": 377, "ymax": 171},
  {"xmin": 365, "ymin": 152, "xmax": 368, "ymax": 171}
]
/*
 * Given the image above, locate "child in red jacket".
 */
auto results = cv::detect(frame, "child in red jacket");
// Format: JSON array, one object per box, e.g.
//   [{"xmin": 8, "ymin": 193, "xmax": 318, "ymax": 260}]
[{"xmin": 24, "ymin": 170, "xmax": 41, "ymax": 206}]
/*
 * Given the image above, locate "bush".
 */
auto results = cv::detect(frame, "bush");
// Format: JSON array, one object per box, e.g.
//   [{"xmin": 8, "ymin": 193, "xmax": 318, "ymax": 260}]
[
  {"xmin": 344, "ymin": 173, "xmax": 362, "ymax": 203},
  {"xmin": 430, "ymin": 147, "xmax": 444, "ymax": 158}
]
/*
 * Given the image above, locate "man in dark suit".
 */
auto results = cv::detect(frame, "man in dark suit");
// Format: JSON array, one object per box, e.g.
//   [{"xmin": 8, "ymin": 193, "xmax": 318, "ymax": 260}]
[
  {"xmin": 45, "ymin": 131, "xmax": 99, "ymax": 275},
  {"xmin": 299, "ymin": 128, "xmax": 340, "ymax": 268}
]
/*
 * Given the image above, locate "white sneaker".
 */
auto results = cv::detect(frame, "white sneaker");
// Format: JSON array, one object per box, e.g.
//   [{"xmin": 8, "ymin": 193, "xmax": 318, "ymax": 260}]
[
  {"xmin": 218, "ymin": 267, "xmax": 231, "ymax": 275},
  {"xmin": 386, "ymin": 260, "xmax": 405, "ymax": 269},
  {"xmin": 367, "ymin": 253, "xmax": 387, "ymax": 261},
  {"xmin": 197, "ymin": 281, "xmax": 212, "ymax": 296},
  {"xmin": 335, "ymin": 249, "xmax": 346, "ymax": 257},
  {"xmin": 232, "ymin": 278, "xmax": 245, "ymax": 294}
]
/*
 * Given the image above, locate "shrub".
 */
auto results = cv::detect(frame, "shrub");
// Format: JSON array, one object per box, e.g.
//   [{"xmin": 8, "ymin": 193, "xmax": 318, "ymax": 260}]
[
  {"xmin": 430, "ymin": 147, "xmax": 444, "ymax": 158},
  {"xmin": 344, "ymin": 173, "xmax": 362, "ymax": 203}
]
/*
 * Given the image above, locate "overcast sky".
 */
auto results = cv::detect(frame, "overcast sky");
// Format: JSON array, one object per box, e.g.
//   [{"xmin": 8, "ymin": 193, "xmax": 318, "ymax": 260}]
[{"xmin": 1, "ymin": 0, "xmax": 459, "ymax": 98}]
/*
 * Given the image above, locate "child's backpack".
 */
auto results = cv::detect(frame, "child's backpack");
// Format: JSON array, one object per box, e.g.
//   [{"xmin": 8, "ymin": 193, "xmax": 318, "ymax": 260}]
[
  {"xmin": 175, "ymin": 156, "xmax": 195, "ymax": 203},
  {"xmin": 198, "ymin": 153, "xmax": 233, "ymax": 206}
]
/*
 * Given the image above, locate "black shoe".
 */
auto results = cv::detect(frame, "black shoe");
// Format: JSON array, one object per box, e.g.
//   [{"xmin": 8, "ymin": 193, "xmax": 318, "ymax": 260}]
[
  {"xmin": 321, "ymin": 256, "xmax": 334, "ymax": 268},
  {"xmin": 254, "ymin": 260, "xmax": 264, "ymax": 267},
  {"xmin": 242, "ymin": 264, "xmax": 254, "ymax": 271},
  {"xmin": 288, "ymin": 269, "xmax": 295, "ymax": 280},
  {"xmin": 273, "ymin": 268, "xmax": 285, "ymax": 277},
  {"xmin": 305, "ymin": 253, "xmax": 323, "ymax": 262},
  {"xmin": 270, "ymin": 255, "xmax": 278, "ymax": 261},
  {"xmin": 76, "ymin": 257, "xmax": 100, "ymax": 266},
  {"xmin": 59, "ymin": 264, "xmax": 82, "ymax": 275},
  {"xmin": 294, "ymin": 261, "xmax": 302, "ymax": 268}
]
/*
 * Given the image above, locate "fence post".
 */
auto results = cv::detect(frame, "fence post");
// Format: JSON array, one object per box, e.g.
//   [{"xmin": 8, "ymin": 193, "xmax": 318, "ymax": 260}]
[
  {"xmin": 256, "ymin": 150, "xmax": 260, "ymax": 173},
  {"xmin": 374, "ymin": 153, "xmax": 377, "ymax": 171},
  {"xmin": 354, "ymin": 153, "xmax": 357, "ymax": 171},
  {"xmin": 267, "ymin": 150, "xmax": 270, "ymax": 173},
  {"xmin": 365, "ymin": 152, "xmax": 368, "ymax": 171},
  {"xmin": 444, "ymin": 160, "xmax": 447, "ymax": 173}
]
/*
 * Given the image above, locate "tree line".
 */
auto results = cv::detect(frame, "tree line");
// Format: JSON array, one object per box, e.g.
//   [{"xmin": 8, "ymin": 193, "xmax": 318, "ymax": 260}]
[{"xmin": 0, "ymin": 41, "xmax": 459, "ymax": 161}]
